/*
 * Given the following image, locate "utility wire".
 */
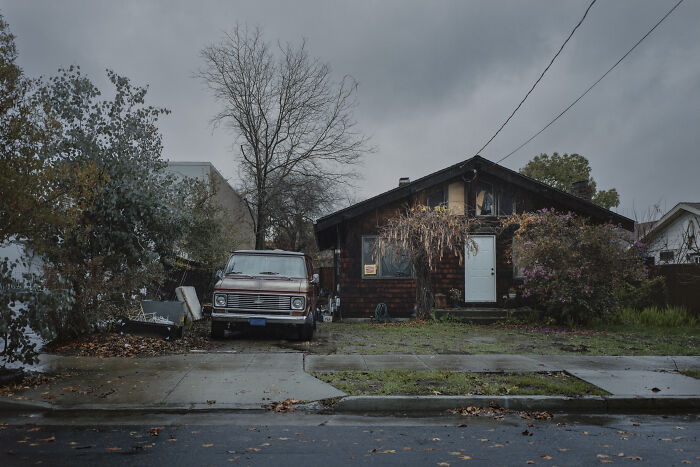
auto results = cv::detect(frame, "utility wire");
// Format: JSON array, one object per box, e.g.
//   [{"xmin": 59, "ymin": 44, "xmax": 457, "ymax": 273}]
[
  {"xmin": 496, "ymin": 0, "xmax": 684, "ymax": 164},
  {"xmin": 473, "ymin": 0, "xmax": 598, "ymax": 157}
]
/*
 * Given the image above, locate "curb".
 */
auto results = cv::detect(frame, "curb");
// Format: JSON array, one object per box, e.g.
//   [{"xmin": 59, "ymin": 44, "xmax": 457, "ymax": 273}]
[
  {"xmin": 330, "ymin": 395, "xmax": 700, "ymax": 414},
  {"xmin": 2, "ymin": 395, "xmax": 699, "ymax": 416},
  {"xmin": 0, "ymin": 399, "xmax": 316, "ymax": 415}
]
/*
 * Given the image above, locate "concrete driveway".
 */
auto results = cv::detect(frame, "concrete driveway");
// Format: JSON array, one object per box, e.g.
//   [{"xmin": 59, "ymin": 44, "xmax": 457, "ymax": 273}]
[{"xmin": 9, "ymin": 353, "xmax": 345, "ymax": 410}]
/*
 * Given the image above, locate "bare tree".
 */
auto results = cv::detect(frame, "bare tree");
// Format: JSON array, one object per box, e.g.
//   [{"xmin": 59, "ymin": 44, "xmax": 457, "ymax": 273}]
[
  {"xmin": 267, "ymin": 174, "xmax": 340, "ymax": 254},
  {"xmin": 199, "ymin": 25, "xmax": 370, "ymax": 249},
  {"xmin": 377, "ymin": 205, "xmax": 478, "ymax": 319}
]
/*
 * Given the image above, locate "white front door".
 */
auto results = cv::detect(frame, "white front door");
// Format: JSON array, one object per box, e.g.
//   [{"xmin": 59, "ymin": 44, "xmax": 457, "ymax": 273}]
[{"xmin": 465, "ymin": 235, "xmax": 496, "ymax": 302}]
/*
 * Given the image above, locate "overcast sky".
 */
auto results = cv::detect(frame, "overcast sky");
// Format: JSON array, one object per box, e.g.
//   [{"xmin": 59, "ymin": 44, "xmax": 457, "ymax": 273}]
[{"xmin": 3, "ymin": 0, "xmax": 698, "ymax": 220}]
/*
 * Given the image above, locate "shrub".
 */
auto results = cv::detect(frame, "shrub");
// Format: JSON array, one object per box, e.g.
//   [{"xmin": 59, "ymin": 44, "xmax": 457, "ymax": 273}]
[{"xmin": 505, "ymin": 209, "xmax": 647, "ymax": 325}]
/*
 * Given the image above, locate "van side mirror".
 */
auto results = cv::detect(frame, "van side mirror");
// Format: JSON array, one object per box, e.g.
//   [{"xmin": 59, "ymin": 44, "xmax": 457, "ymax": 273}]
[
  {"xmin": 216, "ymin": 270, "xmax": 223, "ymax": 280},
  {"xmin": 311, "ymin": 273, "xmax": 319, "ymax": 284}
]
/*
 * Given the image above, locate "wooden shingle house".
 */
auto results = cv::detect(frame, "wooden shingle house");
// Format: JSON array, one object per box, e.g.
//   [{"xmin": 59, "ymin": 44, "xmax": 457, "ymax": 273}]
[{"xmin": 314, "ymin": 156, "xmax": 633, "ymax": 318}]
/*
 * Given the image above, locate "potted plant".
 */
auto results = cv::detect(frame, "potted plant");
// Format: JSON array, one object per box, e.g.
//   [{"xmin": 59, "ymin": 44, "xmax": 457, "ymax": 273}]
[{"xmin": 448, "ymin": 288, "xmax": 462, "ymax": 308}]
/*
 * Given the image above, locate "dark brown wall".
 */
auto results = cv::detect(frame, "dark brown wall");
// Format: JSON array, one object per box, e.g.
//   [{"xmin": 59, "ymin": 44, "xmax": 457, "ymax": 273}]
[
  {"xmin": 338, "ymin": 201, "xmax": 417, "ymax": 318},
  {"xmin": 652, "ymin": 264, "xmax": 700, "ymax": 316}
]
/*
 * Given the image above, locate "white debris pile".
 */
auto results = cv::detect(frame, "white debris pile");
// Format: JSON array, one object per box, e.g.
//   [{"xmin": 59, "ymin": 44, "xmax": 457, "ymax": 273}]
[{"xmin": 130, "ymin": 310, "xmax": 175, "ymax": 325}]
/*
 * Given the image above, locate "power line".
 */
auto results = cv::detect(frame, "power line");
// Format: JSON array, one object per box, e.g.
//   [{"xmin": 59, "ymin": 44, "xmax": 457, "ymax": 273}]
[
  {"xmin": 496, "ymin": 0, "xmax": 685, "ymax": 164},
  {"xmin": 473, "ymin": 0, "xmax": 598, "ymax": 157}
]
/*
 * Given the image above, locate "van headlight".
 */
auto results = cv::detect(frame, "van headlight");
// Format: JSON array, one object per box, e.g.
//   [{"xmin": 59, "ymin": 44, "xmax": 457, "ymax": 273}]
[
  {"xmin": 291, "ymin": 297, "xmax": 305, "ymax": 310},
  {"xmin": 214, "ymin": 294, "xmax": 227, "ymax": 307}
]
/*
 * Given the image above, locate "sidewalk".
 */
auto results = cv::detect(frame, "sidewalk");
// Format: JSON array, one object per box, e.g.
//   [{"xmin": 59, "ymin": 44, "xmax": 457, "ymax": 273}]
[{"xmin": 1, "ymin": 353, "xmax": 699, "ymax": 413}]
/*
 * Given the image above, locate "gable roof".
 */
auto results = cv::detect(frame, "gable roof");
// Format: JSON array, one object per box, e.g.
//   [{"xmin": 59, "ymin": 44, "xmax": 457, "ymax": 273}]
[
  {"xmin": 642, "ymin": 202, "xmax": 700, "ymax": 241},
  {"xmin": 315, "ymin": 155, "xmax": 633, "ymax": 234}
]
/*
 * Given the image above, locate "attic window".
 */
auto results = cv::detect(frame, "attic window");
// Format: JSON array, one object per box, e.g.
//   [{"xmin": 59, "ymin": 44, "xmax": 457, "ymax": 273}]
[
  {"xmin": 476, "ymin": 182, "xmax": 495, "ymax": 216},
  {"xmin": 498, "ymin": 191, "xmax": 515, "ymax": 216},
  {"xmin": 426, "ymin": 189, "xmax": 446, "ymax": 209}
]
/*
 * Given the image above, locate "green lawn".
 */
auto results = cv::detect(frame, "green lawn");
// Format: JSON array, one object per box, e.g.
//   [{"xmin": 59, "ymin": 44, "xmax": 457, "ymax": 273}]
[
  {"xmin": 314, "ymin": 321, "xmax": 700, "ymax": 356},
  {"xmin": 313, "ymin": 369, "xmax": 608, "ymax": 396}
]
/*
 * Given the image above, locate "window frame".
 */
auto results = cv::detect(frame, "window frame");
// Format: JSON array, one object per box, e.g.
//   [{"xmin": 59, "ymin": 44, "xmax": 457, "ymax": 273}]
[
  {"xmin": 659, "ymin": 250, "xmax": 675, "ymax": 262},
  {"xmin": 361, "ymin": 235, "xmax": 414, "ymax": 280},
  {"xmin": 426, "ymin": 188, "xmax": 446, "ymax": 209},
  {"xmin": 475, "ymin": 182, "xmax": 496, "ymax": 217}
]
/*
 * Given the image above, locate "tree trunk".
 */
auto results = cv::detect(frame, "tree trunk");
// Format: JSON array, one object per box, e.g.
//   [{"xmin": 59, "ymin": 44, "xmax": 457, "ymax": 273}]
[
  {"xmin": 414, "ymin": 257, "xmax": 433, "ymax": 320},
  {"xmin": 255, "ymin": 206, "xmax": 266, "ymax": 250}
]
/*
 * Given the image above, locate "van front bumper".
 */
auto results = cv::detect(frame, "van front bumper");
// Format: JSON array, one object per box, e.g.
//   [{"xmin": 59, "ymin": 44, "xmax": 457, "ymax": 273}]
[{"xmin": 211, "ymin": 312, "xmax": 307, "ymax": 325}]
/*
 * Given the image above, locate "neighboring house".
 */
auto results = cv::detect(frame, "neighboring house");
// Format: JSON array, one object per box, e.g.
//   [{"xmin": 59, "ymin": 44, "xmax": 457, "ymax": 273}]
[
  {"xmin": 165, "ymin": 161, "xmax": 255, "ymax": 250},
  {"xmin": 642, "ymin": 202, "xmax": 700, "ymax": 265},
  {"xmin": 314, "ymin": 155, "xmax": 633, "ymax": 318},
  {"xmin": 0, "ymin": 240, "xmax": 43, "ymax": 284}
]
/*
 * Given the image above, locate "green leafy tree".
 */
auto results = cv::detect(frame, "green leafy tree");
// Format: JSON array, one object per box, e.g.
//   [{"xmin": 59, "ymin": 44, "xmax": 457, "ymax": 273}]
[
  {"xmin": 35, "ymin": 67, "xmax": 189, "ymax": 341},
  {"xmin": 0, "ymin": 15, "xmax": 90, "ymax": 365},
  {"xmin": 519, "ymin": 152, "xmax": 620, "ymax": 209},
  {"xmin": 177, "ymin": 178, "xmax": 240, "ymax": 269}
]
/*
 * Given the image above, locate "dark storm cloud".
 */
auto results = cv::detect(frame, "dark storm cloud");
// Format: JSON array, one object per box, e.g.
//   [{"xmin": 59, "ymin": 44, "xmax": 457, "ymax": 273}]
[{"xmin": 2, "ymin": 0, "xmax": 698, "ymax": 218}]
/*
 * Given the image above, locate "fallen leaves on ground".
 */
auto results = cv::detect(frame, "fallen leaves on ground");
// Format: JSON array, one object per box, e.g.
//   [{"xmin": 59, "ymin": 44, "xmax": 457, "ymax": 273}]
[
  {"xmin": 0, "ymin": 374, "xmax": 64, "ymax": 398},
  {"xmin": 47, "ymin": 329, "xmax": 213, "ymax": 358},
  {"xmin": 448, "ymin": 402, "xmax": 552, "ymax": 421},
  {"xmin": 263, "ymin": 398, "xmax": 301, "ymax": 412},
  {"xmin": 148, "ymin": 427, "xmax": 164, "ymax": 436}
]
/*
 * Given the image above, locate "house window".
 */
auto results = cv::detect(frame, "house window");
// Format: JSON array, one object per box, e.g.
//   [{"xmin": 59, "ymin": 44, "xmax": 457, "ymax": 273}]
[
  {"xmin": 688, "ymin": 253, "xmax": 700, "ymax": 264},
  {"xmin": 426, "ymin": 189, "xmax": 446, "ymax": 209},
  {"xmin": 476, "ymin": 182, "xmax": 495, "ymax": 216},
  {"xmin": 361, "ymin": 236, "xmax": 413, "ymax": 279},
  {"xmin": 498, "ymin": 191, "xmax": 515, "ymax": 216},
  {"xmin": 659, "ymin": 250, "xmax": 674, "ymax": 262}
]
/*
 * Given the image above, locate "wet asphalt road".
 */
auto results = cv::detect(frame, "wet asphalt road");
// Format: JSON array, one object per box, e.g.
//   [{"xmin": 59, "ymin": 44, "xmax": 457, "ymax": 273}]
[{"xmin": 0, "ymin": 413, "xmax": 698, "ymax": 466}]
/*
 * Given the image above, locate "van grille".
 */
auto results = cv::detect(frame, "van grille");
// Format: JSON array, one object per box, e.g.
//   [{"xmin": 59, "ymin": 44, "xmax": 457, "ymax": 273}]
[{"xmin": 225, "ymin": 293, "xmax": 292, "ymax": 312}]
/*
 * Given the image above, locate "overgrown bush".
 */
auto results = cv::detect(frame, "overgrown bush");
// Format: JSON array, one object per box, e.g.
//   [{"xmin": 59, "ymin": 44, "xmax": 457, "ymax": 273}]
[
  {"xmin": 610, "ymin": 306, "xmax": 696, "ymax": 327},
  {"xmin": 505, "ymin": 209, "xmax": 647, "ymax": 325}
]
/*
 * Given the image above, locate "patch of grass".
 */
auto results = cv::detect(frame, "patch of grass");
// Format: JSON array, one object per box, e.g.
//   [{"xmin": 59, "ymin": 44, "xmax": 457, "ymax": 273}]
[
  {"xmin": 610, "ymin": 306, "xmax": 697, "ymax": 327},
  {"xmin": 680, "ymin": 369, "xmax": 700, "ymax": 379},
  {"xmin": 318, "ymin": 321, "xmax": 700, "ymax": 356},
  {"xmin": 313, "ymin": 369, "xmax": 608, "ymax": 396}
]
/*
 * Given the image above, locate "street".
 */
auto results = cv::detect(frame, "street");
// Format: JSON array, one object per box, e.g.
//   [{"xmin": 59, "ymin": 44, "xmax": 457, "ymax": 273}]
[{"xmin": 1, "ymin": 412, "xmax": 698, "ymax": 466}]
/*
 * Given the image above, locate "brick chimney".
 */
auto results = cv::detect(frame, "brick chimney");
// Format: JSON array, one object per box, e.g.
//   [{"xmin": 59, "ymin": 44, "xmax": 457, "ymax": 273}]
[
  {"xmin": 571, "ymin": 180, "xmax": 593, "ymax": 200},
  {"xmin": 398, "ymin": 177, "xmax": 410, "ymax": 187}
]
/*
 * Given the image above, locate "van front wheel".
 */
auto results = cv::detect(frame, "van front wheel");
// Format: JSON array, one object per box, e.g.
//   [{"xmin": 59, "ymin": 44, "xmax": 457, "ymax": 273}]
[
  {"xmin": 211, "ymin": 320, "xmax": 226, "ymax": 339},
  {"xmin": 297, "ymin": 314, "xmax": 315, "ymax": 341}
]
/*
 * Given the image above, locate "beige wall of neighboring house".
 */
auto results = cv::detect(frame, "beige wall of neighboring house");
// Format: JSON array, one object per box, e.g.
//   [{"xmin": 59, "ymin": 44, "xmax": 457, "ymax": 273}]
[{"xmin": 165, "ymin": 161, "xmax": 256, "ymax": 250}]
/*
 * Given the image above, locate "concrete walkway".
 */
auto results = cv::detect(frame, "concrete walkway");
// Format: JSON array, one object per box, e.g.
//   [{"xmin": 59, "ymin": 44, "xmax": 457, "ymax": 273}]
[{"xmin": 2, "ymin": 353, "xmax": 699, "ymax": 411}]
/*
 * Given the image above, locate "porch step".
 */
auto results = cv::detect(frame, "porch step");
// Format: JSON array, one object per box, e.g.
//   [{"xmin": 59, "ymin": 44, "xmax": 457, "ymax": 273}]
[{"xmin": 433, "ymin": 307, "xmax": 521, "ymax": 324}]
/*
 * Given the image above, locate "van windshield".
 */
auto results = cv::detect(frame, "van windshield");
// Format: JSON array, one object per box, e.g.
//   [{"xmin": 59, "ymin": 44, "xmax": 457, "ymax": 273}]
[{"xmin": 224, "ymin": 254, "xmax": 307, "ymax": 278}]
